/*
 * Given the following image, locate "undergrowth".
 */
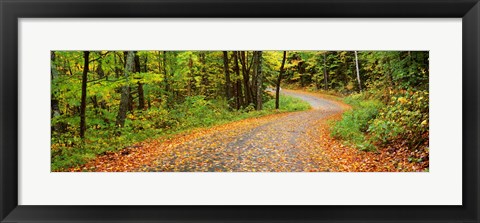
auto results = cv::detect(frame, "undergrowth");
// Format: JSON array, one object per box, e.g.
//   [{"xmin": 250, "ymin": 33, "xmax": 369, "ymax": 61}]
[
  {"xmin": 331, "ymin": 90, "xmax": 429, "ymax": 153},
  {"xmin": 51, "ymin": 95, "xmax": 310, "ymax": 171}
]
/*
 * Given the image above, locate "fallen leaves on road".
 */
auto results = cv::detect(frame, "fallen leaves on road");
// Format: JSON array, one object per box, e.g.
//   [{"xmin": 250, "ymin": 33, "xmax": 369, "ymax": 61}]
[
  {"xmin": 70, "ymin": 91, "xmax": 428, "ymax": 172},
  {"xmin": 70, "ymin": 112, "xmax": 291, "ymax": 172}
]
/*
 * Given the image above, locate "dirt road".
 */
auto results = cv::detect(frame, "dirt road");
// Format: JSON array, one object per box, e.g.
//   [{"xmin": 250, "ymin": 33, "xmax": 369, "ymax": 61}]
[{"xmin": 141, "ymin": 90, "xmax": 344, "ymax": 172}]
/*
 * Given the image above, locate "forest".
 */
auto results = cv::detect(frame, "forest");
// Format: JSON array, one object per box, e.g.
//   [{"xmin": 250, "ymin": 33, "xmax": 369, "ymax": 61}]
[{"xmin": 51, "ymin": 50, "xmax": 429, "ymax": 172}]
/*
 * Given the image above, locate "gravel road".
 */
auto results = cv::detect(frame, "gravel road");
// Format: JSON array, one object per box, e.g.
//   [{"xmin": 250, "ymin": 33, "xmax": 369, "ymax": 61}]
[{"xmin": 143, "ymin": 89, "xmax": 343, "ymax": 172}]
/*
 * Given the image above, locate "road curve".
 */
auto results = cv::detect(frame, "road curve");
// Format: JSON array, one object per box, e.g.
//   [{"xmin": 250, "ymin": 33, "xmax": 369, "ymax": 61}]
[{"xmin": 142, "ymin": 89, "xmax": 344, "ymax": 172}]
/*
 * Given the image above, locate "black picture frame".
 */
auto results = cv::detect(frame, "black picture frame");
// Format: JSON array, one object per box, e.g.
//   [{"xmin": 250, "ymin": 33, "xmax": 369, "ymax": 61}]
[{"xmin": 1, "ymin": 0, "xmax": 479, "ymax": 222}]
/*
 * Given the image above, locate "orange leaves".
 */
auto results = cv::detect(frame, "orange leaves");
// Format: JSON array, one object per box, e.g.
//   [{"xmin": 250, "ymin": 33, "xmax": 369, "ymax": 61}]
[
  {"xmin": 309, "ymin": 114, "xmax": 428, "ymax": 172},
  {"xmin": 71, "ymin": 112, "xmax": 292, "ymax": 172},
  {"xmin": 70, "ymin": 90, "xmax": 428, "ymax": 173}
]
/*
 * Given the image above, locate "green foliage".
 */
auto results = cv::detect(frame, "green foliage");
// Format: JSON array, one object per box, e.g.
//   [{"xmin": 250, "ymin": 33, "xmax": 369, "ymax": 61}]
[
  {"xmin": 50, "ymin": 50, "xmax": 429, "ymax": 171},
  {"xmin": 174, "ymin": 96, "xmax": 229, "ymax": 128},
  {"xmin": 322, "ymin": 51, "xmax": 429, "ymax": 152},
  {"xmin": 369, "ymin": 90, "xmax": 429, "ymax": 148},
  {"xmin": 332, "ymin": 90, "xmax": 429, "ymax": 152},
  {"xmin": 331, "ymin": 95, "xmax": 383, "ymax": 151},
  {"xmin": 264, "ymin": 95, "xmax": 311, "ymax": 112}
]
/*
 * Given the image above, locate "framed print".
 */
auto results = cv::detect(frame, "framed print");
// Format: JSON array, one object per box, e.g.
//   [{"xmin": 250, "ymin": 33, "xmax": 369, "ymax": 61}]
[{"xmin": 1, "ymin": 0, "xmax": 479, "ymax": 222}]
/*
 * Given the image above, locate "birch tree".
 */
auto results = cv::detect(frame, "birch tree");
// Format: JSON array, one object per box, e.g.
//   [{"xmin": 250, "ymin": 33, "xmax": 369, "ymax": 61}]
[{"xmin": 354, "ymin": 51, "xmax": 362, "ymax": 92}]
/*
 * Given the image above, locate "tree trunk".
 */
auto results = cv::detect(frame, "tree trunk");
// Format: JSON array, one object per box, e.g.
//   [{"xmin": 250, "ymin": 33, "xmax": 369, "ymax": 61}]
[
  {"xmin": 187, "ymin": 55, "xmax": 193, "ymax": 96},
  {"xmin": 354, "ymin": 51, "xmax": 362, "ymax": 92},
  {"xmin": 128, "ymin": 87, "xmax": 134, "ymax": 112},
  {"xmin": 247, "ymin": 51, "xmax": 258, "ymax": 105},
  {"xmin": 127, "ymin": 52, "xmax": 136, "ymax": 112},
  {"xmin": 323, "ymin": 51, "xmax": 328, "ymax": 90},
  {"xmin": 239, "ymin": 51, "xmax": 252, "ymax": 106},
  {"xmin": 276, "ymin": 51, "xmax": 287, "ymax": 109},
  {"xmin": 51, "ymin": 52, "xmax": 60, "ymax": 118},
  {"xmin": 116, "ymin": 51, "xmax": 135, "ymax": 127},
  {"xmin": 137, "ymin": 83, "xmax": 145, "ymax": 110},
  {"xmin": 50, "ymin": 52, "xmax": 58, "ymax": 79},
  {"xmin": 134, "ymin": 51, "xmax": 141, "ymax": 73},
  {"xmin": 233, "ymin": 51, "xmax": 243, "ymax": 109},
  {"xmin": 114, "ymin": 53, "xmax": 122, "ymax": 78},
  {"xmin": 143, "ymin": 54, "xmax": 148, "ymax": 72},
  {"xmin": 236, "ymin": 81, "xmax": 243, "ymax": 109},
  {"xmin": 199, "ymin": 52, "xmax": 208, "ymax": 95},
  {"xmin": 50, "ymin": 51, "xmax": 62, "ymax": 134},
  {"xmin": 80, "ymin": 51, "xmax": 90, "ymax": 138},
  {"xmin": 134, "ymin": 52, "xmax": 145, "ymax": 110},
  {"xmin": 222, "ymin": 51, "xmax": 232, "ymax": 102},
  {"xmin": 163, "ymin": 51, "xmax": 172, "ymax": 107},
  {"xmin": 254, "ymin": 51, "xmax": 263, "ymax": 110},
  {"xmin": 96, "ymin": 55, "xmax": 105, "ymax": 79},
  {"xmin": 163, "ymin": 51, "xmax": 168, "ymax": 92},
  {"xmin": 162, "ymin": 51, "xmax": 169, "ymax": 89}
]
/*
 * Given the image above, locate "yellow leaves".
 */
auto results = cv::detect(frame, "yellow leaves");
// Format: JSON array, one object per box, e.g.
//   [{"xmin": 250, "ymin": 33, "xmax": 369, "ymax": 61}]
[
  {"xmin": 346, "ymin": 83, "xmax": 354, "ymax": 90},
  {"xmin": 397, "ymin": 97, "xmax": 408, "ymax": 104},
  {"xmin": 421, "ymin": 120, "xmax": 428, "ymax": 126}
]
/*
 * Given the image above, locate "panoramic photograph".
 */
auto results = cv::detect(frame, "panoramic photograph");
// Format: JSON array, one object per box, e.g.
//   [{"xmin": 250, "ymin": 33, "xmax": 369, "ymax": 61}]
[{"xmin": 50, "ymin": 50, "xmax": 429, "ymax": 172}]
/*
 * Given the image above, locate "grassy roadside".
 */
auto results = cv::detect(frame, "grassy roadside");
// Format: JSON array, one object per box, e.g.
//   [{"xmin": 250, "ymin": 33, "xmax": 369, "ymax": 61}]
[
  {"xmin": 284, "ymin": 87, "xmax": 381, "ymax": 151},
  {"xmin": 330, "ymin": 94, "xmax": 384, "ymax": 151},
  {"xmin": 285, "ymin": 86, "xmax": 428, "ymax": 153},
  {"xmin": 331, "ymin": 91, "xmax": 429, "ymax": 158},
  {"xmin": 51, "ymin": 94, "xmax": 311, "ymax": 171}
]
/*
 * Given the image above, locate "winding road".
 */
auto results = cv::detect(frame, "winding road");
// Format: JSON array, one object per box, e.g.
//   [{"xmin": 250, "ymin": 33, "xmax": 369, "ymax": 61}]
[{"xmin": 141, "ymin": 90, "xmax": 345, "ymax": 172}]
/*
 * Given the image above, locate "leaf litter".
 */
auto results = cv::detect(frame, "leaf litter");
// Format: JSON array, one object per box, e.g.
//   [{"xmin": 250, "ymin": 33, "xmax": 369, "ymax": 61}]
[{"xmin": 71, "ymin": 91, "xmax": 428, "ymax": 172}]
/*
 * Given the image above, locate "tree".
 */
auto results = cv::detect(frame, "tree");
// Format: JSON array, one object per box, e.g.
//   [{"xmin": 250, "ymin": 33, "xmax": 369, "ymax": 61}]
[
  {"xmin": 116, "ymin": 51, "xmax": 135, "ymax": 127},
  {"xmin": 275, "ymin": 51, "xmax": 287, "ymax": 109},
  {"xmin": 187, "ymin": 54, "xmax": 194, "ymax": 96},
  {"xmin": 50, "ymin": 52, "xmax": 59, "ymax": 79},
  {"xmin": 323, "ymin": 52, "xmax": 328, "ymax": 90},
  {"xmin": 51, "ymin": 51, "xmax": 61, "ymax": 119},
  {"xmin": 199, "ymin": 52, "xmax": 208, "ymax": 95},
  {"xmin": 354, "ymin": 51, "xmax": 362, "ymax": 92},
  {"xmin": 134, "ymin": 51, "xmax": 145, "ymax": 110},
  {"xmin": 222, "ymin": 51, "xmax": 232, "ymax": 102},
  {"xmin": 254, "ymin": 51, "xmax": 263, "ymax": 110},
  {"xmin": 239, "ymin": 51, "xmax": 252, "ymax": 106},
  {"xmin": 232, "ymin": 51, "xmax": 243, "ymax": 109},
  {"xmin": 51, "ymin": 50, "xmax": 431, "ymax": 172},
  {"xmin": 80, "ymin": 51, "xmax": 89, "ymax": 138},
  {"xmin": 163, "ymin": 51, "xmax": 170, "ymax": 107}
]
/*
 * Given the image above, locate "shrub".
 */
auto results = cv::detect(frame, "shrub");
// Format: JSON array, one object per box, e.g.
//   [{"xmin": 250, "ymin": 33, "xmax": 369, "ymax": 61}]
[
  {"xmin": 368, "ymin": 90, "xmax": 429, "ymax": 149},
  {"xmin": 333, "ymin": 90, "xmax": 428, "ymax": 152},
  {"xmin": 368, "ymin": 119, "xmax": 403, "ymax": 145}
]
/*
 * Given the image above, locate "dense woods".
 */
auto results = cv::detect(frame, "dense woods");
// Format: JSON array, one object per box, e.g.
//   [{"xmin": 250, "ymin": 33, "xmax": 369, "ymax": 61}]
[{"xmin": 51, "ymin": 51, "xmax": 429, "ymax": 171}]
